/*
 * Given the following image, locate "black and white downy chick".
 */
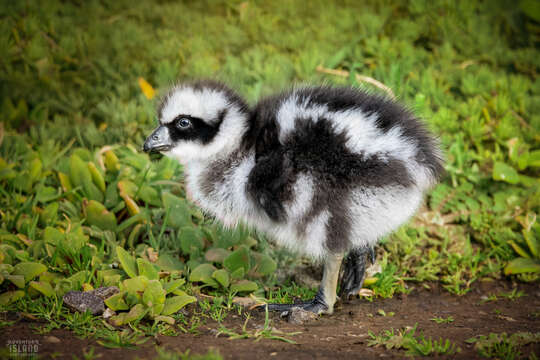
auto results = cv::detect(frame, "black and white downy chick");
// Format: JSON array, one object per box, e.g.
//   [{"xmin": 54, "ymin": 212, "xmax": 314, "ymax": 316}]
[{"xmin": 143, "ymin": 80, "xmax": 444, "ymax": 315}]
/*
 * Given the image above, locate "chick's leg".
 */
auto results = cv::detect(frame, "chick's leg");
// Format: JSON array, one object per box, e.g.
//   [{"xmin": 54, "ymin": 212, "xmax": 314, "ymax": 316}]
[
  {"xmin": 339, "ymin": 246, "xmax": 376, "ymax": 299},
  {"xmin": 265, "ymin": 253, "xmax": 344, "ymax": 315}
]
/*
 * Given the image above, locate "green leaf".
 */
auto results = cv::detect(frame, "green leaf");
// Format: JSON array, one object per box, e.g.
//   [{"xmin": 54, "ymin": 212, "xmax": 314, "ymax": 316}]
[
  {"xmin": 527, "ymin": 150, "xmax": 540, "ymax": 167},
  {"xmin": 230, "ymin": 280, "xmax": 258, "ymax": 293},
  {"xmin": 204, "ymin": 248, "xmax": 231, "ymax": 263},
  {"xmin": 230, "ymin": 267, "xmax": 245, "ymax": 280},
  {"xmin": 224, "ymin": 246, "xmax": 251, "ymax": 273},
  {"xmin": 110, "ymin": 304, "xmax": 147, "ymax": 326},
  {"xmin": 154, "ymin": 315, "xmax": 175, "ymax": 324},
  {"xmin": 163, "ymin": 278, "xmax": 186, "ymax": 294},
  {"xmin": 0, "ymin": 290, "xmax": 25, "ymax": 305},
  {"xmin": 179, "ymin": 226, "xmax": 204, "ymax": 255},
  {"xmin": 104, "ymin": 292, "xmax": 129, "ymax": 311},
  {"xmin": 12, "ymin": 262, "xmax": 47, "ymax": 283},
  {"xmin": 121, "ymin": 276, "xmax": 149, "ymax": 297},
  {"xmin": 87, "ymin": 162, "xmax": 106, "ymax": 193},
  {"xmin": 520, "ymin": 0, "xmax": 540, "ymax": 21},
  {"xmin": 5, "ymin": 274, "xmax": 25, "ymax": 288},
  {"xmin": 504, "ymin": 258, "xmax": 540, "ymax": 275},
  {"xmin": 116, "ymin": 246, "xmax": 138, "ymax": 278},
  {"xmin": 143, "ymin": 280, "xmax": 166, "ymax": 316},
  {"xmin": 189, "ymin": 263, "xmax": 218, "ymax": 287},
  {"xmin": 161, "ymin": 294, "xmax": 197, "ymax": 316},
  {"xmin": 162, "ymin": 192, "xmax": 192, "ymax": 228},
  {"xmin": 29, "ymin": 281, "xmax": 55, "ymax": 297},
  {"xmin": 212, "ymin": 269, "xmax": 230, "ymax": 288},
  {"xmin": 155, "ymin": 254, "xmax": 184, "ymax": 272},
  {"xmin": 86, "ymin": 200, "xmax": 117, "ymax": 231},
  {"xmin": 492, "ymin": 162, "xmax": 519, "ymax": 184},
  {"xmin": 69, "ymin": 153, "xmax": 90, "ymax": 188},
  {"xmin": 137, "ymin": 258, "xmax": 159, "ymax": 280},
  {"xmin": 251, "ymin": 252, "xmax": 277, "ymax": 276}
]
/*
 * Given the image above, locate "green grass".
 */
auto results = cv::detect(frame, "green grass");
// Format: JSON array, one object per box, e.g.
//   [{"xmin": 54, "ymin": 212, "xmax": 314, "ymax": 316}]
[
  {"xmin": 367, "ymin": 323, "xmax": 461, "ymax": 356},
  {"xmin": 0, "ymin": 0, "xmax": 539, "ymax": 354}
]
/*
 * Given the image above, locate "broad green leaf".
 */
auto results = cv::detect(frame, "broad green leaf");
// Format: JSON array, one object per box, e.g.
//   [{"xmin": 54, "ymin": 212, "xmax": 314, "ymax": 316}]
[
  {"xmin": 125, "ymin": 303, "xmax": 148, "ymax": 322},
  {"xmin": 212, "ymin": 269, "xmax": 230, "ymax": 288},
  {"xmin": 492, "ymin": 162, "xmax": 519, "ymax": 184},
  {"xmin": 43, "ymin": 226, "xmax": 64, "ymax": 245},
  {"xmin": 230, "ymin": 267, "xmax": 245, "ymax": 280},
  {"xmin": 0, "ymin": 290, "xmax": 25, "ymax": 305},
  {"xmin": 104, "ymin": 292, "xmax": 129, "ymax": 311},
  {"xmin": 189, "ymin": 263, "xmax": 218, "ymax": 287},
  {"xmin": 87, "ymin": 162, "xmax": 106, "ymax": 192},
  {"xmin": 155, "ymin": 254, "xmax": 184, "ymax": 272},
  {"xmin": 528, "ymin": 150, "xmax": 540, "ymax": 167},
  {"xmin": 504, "ymin": 258, "xmax": 540, "ymax": 275},
  {"xmin": 36, "ymin": 185, "xmax": 58, "ymax": 203},
  {"xmin": 137, "ymin": 258, "xmax": 159, "ymax": 280},
  {"xmin": 29, "ymin": 280, "xmax": 54, "ymax": 297},
  {"xmin": 116, "ymin": 246, "xmax": 138, "ymax": 278},
  {"xmin": 179, "ymin": 227, "xmax": 204, "ymax": 255},
  {"xmin": 69, "ymin": 153, "xmax": 90, "ymax": 188},
  {"xmin": 224, "ymin": 246, "xmax": 251, "ymax": 273},
  {"xmin": 143, "ymin": 280, "xmax": 166, "ymax": 316},
  {"xmin": 251, "ymin": 252, "xmax": 277, "ymax": 276},
  {"xmin": 12, "ymin": 262, "xmax": 47, "ymax": 283},
  {"xmin": 154, "ymin": 315, "xmax": 175, "ymax": 325},
  {"xmin": 28, "ymin": 157, "xmax": 42, "ymax": 183},
  {"xmin": 66, "ymin": 271, "xmax": 90, "ymax": 289},
  {"xmin": 121, "ymin": 276, "xmax": 149, "ymax": 297},
  {"xmin": 117, "ymin": 180, "xmax": 137, "ymax": 198},
  {"xmin": 86, "ymin": 200, "xmax": 117, "ymax": 231},
  {"xmin": 40, "ymin": 202, "xmax": 59, "ymax": 225},
  {"xmin": 138, "ymin": 185, "xmax": 160, "ymax": 206},
  {"xmin": 204, "ymin": 248, "xmax": 231, "ymax": 263},
  {"xmin": 520, "ymin": 0, "xmax": 540, "ymax": 21},
  {"xmin": 0, "ymin": 264, "xmax": 14, "ymax": 274},
  {"xmin": 5, "ymin": 274, "xmax": 25, "ymax": 288},
  {"xmin": 161, "ymin": 294, "xmax": 197, "ymax": 316},
  {"xmin": 103, "ymin": 150, "xmax": 120, "ymax": 172},
  {"xmin": 509, "ymin": 241, "xmax": 530, "ymax": 259},
  {"xmin": 162, "ymin": 192, "xmax": 192, "ymax": 228},
  {"xmin": 163, "ymin": 278, "xmax": 186, "ymax": 294},
  {"xmin": 109, "ymin": 304, "xmax": 146, "ymax": 326},
  {"xmin": 230, "ymin": 280, "xmax": 258, "ymax": 293}
]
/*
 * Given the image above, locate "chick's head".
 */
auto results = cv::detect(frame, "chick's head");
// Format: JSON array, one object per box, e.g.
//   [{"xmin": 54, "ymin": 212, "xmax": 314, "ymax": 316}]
[{"xmin": 143, "ymin": 80, "xmax": 248, "ymax": 164}]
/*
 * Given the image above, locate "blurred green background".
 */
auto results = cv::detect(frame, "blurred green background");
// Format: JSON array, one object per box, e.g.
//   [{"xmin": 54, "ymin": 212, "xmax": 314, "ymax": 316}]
[{"xmin": 0, "ymin": 0, "xmax": 539, "ymax": 328}]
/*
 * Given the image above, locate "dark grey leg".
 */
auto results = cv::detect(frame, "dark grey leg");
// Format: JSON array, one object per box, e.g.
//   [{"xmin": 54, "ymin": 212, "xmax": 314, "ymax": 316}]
[
  {"xmin": 339, "ymin": 246, "xmax": 376, "ymax": 298},
  {"xmin": 264, "ymin": 253, "xmax": 344, "ymax": 315}
]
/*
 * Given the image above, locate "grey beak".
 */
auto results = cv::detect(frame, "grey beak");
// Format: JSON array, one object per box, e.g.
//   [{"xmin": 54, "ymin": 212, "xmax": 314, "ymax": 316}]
[{"xmin": 143, "ymin": 125, "xmax": 173, "ymax": 153}]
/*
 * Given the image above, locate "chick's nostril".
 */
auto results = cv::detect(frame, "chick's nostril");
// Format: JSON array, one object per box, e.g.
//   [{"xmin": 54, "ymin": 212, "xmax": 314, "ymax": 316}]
[{"xmin": 152, "ymin": 134, "xmax": 159, "ymax": 140}]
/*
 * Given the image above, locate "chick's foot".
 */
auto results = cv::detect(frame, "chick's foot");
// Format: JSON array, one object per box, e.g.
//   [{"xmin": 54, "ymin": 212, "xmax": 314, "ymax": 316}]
[
  {"xmin": 339, "ymin": 246, "xmax": 375, "ymax": 299},
  {"xmin": 262, "ymin": 289, "xmax": 329, "ymax": 315}
]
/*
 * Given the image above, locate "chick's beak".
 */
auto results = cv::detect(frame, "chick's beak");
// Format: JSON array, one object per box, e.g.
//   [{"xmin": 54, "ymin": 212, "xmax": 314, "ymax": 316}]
[{"xmin": 143, "ymin": 125, "xmax": 173, "ymax": 153}]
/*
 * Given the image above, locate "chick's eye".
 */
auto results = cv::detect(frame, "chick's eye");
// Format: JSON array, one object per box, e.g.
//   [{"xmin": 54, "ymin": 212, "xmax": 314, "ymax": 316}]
[{"xmin": 176, "ymin": 118, "xmax": 191, "ymax": 129}]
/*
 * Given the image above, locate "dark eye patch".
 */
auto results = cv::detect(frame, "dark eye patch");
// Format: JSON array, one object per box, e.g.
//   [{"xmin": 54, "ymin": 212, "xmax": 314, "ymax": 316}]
[{"xmin": 166, "ymin": 110, "xmax": 227, "ymax": 144}]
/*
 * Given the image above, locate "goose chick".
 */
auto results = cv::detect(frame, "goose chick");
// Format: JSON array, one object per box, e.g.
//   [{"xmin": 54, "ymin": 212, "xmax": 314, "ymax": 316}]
[{"xmin": 143, "ymin": 80, "xmax": 444, "ymax": 315}]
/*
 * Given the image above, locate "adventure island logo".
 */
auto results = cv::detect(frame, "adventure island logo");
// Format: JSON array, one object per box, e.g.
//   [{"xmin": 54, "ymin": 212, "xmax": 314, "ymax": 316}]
[{"xmin": 6, "ymin": 339, "xmax": 40, "ymax": 358}]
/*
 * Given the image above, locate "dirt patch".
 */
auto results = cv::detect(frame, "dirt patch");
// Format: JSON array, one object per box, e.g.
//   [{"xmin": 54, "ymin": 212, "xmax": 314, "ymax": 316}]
[{"xmin": 1, "ymin": 281, "xmax": 539, "ymax": 359}]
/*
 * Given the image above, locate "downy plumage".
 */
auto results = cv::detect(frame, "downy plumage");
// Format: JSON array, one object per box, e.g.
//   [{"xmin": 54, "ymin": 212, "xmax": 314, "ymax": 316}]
[{"xmin": 143, "ymin": 80, "xmax": 443, "ymax": 315}]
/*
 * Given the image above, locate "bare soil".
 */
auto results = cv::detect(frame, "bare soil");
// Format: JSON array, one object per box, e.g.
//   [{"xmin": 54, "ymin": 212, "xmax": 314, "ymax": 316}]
[{"xmin": 1, "ymin": 281, "xmax": 539, "ymax": 359}]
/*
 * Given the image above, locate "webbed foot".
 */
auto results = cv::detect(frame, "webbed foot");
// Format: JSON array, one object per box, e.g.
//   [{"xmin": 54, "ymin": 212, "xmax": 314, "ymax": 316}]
[
  {"xmin": 262, "ymin": 289, "xmax": 329, "ymax": 315},
  {"xmin": 339, "ymin": 246, "xmax": 376, "ymax": 299}
]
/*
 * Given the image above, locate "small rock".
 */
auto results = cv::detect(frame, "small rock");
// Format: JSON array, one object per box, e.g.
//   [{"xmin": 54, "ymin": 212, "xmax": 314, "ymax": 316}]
[
  {"xmin": 286, "ymin": 307, "xmax": 318, "ymax": 324},
  {"xmin": 90, "ymin": 286, "xmax": 119, "ymax": 300},
  {"xmin": 102, "ymin": 308, "xmax": 116, "ymax": 319},
  {"xmin": 63, "ymin": 291, "xmax": 105, "ymax": 315},
  {"xmin": 44, "ymin": 336, "xmax": 61, "ymax": 344}
]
